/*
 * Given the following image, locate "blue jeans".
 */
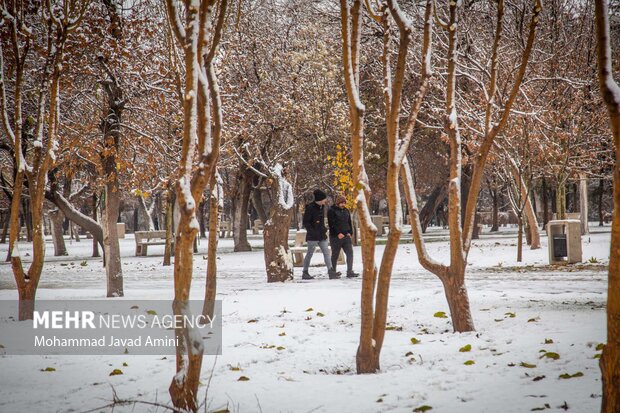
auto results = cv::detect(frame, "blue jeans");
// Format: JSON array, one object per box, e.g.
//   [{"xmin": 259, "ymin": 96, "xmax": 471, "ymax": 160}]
[{"xmin": 303, "ymin": 239, "xmax": 332, "ymax": 272}]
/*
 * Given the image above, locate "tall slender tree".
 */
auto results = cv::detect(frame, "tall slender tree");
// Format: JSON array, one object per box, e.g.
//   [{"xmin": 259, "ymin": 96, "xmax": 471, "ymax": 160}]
[
  {"xmin": 165, "ymin": 0, "xmax": 227, "ymax": 410},
  {"xmin": 594, "ymin": 0, "xmax": 620, "ymax": 411}
]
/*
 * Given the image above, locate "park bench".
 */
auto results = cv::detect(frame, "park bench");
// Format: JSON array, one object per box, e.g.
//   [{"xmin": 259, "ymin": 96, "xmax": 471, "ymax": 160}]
[
  {"xmin": 289, "ymin": 230, "xmax": 345, "ymax": 268},
  {"xmin": 219, "ymin": 221, "xmax": 232, "ymax": 238},
  {"xmin": 135, "ymin": 230, "xmax": 171, "ymax": 256},
  {"xmin": 370, "ymin": 215, "xmax": 390, "ymax": 236},
  {"xmin": 252, "ymin": 219, "xmax": 264, "ymax": 235}
]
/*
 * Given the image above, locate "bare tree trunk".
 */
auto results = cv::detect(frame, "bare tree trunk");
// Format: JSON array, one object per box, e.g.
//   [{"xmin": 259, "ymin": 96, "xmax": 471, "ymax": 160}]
[
  {"xmin": 203, "ymin": 174, "xmax": 220, "ymax": 318},
  {"xmin": 0, "ymin": 213, "xmax": 8, "ymax": 244},
  {"xmin": 23, "ymin": 199, "xmax": 32, "ymax": 242},
  {"xmin": 517, "ymin": 214, "xmax": 523, "ymax": 262},
  {"xmin": 232, "ymin": 167, "xmax": 252, "ymax": 252},
  {"xmin": 580, "ymin": 174, "xmax": 589, "ymax": 234},
  {"xmin": 542, "ymin": 177, "xmax": 549, "ymax": 228},
  {"xmin": 472, "ymin": 211, "xmax": 480, "ymax": 239},
  {"xmin": 441, "ymin": 271, "xmax": 474, "ymax": 333},
  {"xmin": 100, "ymin": 82, "xmax": 124, "ymax": 297},
  {"xmin": 165, "ymin": 0, "xmax": 227, "ymax": 408},
  {"xmin": 46, "ymin": 188, "xmax": 104, "ymax": 250},
  {"xmin": 490, "ymin": 182, "xmax": 499, "ymax": 232},
  {"xmin": 251, "ymin": 187, "xmax": 268, "ymax": 224},
  {"xmin": 556, "ymin": 180, "xmax": 566, "ymax": 220},
  {"xmin": 599, "ymin": 178, "xmax": 605, "ymax": 226},
  {"xmin": 137, "ymin": 194, "xmax": 155, "ymax": 231},
  {"xmin": 572, "ymin": 182, "xmax": 579, "ymax": 213},
  {"xmin": 594, "ymin": 1, "xmax": 620, "ymax": 410},
  {"xmin": 419, "ymin": 183, "xmax": 448, "ymax": 233},
  {"xmin": 198, "ymin": 201, "xmax": 206, "ymax": 238},
  {"xmin": 92, "ymin": 194, "xmax": 100, "ymax": 257},
  {"xmin": 263, "ymin": 178, "xmax": 293, "ymax": 283},
  {"xmin": 163, "ymin": 184, "xmax": 174, "ymax": 267},
  {"xmin": 50, "ymin": 209, "xmax": 67, "ymax": 256},
  {"xmin": 2, "ymin": 3, "xmax": 82, "ymax": 319}
]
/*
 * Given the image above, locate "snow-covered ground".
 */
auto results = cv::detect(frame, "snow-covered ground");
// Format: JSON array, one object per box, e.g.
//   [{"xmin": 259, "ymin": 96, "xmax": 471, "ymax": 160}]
[{"xmin": 0, "ymin": 225, "xmax": 610, "ymax": 413}]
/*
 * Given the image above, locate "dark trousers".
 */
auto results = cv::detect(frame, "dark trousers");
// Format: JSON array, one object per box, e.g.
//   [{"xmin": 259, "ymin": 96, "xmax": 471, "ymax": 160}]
[{"xmin": 331, "ymin": 236, "xmax": 353, "ymax": 272}]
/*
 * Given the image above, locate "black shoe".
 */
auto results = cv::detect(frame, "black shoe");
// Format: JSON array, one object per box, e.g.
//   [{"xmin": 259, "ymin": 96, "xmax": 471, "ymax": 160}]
[
  {"xmin": 328, "ymin": 269, "xmax": 341, "ymax": 279},
  {"xmin": 302, "ymin": 271, "xmax": 315, "ymax": 280},
  {"xmin": 346, "ymin": 270, "xmax": 359, "ymax": 278}
]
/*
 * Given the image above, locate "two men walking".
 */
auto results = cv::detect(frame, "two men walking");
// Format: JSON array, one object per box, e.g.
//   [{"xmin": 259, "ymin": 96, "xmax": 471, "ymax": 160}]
[{"xmin": 301, "ymin": 189, "xmax": 359, "ymax": 280}]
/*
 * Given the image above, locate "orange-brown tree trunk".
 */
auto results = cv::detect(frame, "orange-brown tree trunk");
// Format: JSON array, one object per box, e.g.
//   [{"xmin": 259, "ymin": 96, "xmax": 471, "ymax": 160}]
[
  {"xmin": 441, "ymin": 272, "xmax": 475, "ymax": 333},
  {"xmin": 203, "ymin": 173, "xmax": 220, "ymax": 318},
  {"xmin": 165, "ymin": 0, "xmax": 228, "ymax": 409},
  {"xmin": 594, "ymin": 0, "xmax": 620, "ymax": 411}
]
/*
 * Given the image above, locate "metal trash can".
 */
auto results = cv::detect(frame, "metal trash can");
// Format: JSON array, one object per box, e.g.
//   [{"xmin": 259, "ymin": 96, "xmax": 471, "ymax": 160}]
[{"xmin": 552, "ymin": 234, "xmax": 567, "ymax": 258}]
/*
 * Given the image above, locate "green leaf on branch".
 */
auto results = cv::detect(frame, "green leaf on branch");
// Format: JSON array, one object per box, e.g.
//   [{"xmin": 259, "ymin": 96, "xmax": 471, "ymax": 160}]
[
  {"xmin": 433, "ymin": 312, "xmax": 448, "ymax": 319},
  {"xmin": 410, "ymin": 337, "xmax": 421, "ymax": 345},
  {"xmin": 464, "ymin": 360, "xmax": 475, "ymax": 365}
]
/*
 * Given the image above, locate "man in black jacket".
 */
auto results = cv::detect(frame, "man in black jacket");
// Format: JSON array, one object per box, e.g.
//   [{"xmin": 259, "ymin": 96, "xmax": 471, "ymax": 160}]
[
  {"xmin": 302, "ymin": 189, "xmax": 340, "ymax": 280},
  {"xmin": 328, "ymin": 194, "xmax": 359, "ymax": 278}
]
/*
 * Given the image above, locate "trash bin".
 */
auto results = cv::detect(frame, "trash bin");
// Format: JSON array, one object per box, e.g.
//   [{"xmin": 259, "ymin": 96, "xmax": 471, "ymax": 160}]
[
  {"xmin": 547, "ymin": 220, "xmax": 581, "ymax": 264},
  {"xmin": 552, "ymin": 234, "xmax": 567, "ymax": 259}
]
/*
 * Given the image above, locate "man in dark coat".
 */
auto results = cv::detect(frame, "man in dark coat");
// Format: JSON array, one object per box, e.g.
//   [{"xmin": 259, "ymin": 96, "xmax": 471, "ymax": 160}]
[
  {"xmin": 302, "ymin": 189, "xmax": 340, "ymax": 279},
  {"xmin": 328, "ymin": 194, "xmax": 359, "ymax": 278}
]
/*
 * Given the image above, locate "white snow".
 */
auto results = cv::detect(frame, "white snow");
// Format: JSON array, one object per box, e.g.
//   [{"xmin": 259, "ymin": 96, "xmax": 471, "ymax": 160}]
[
  {"xmin": 178, "ymin": 176, "xmax": 195, "ymax": 212},
  {"xmin": 272, "ymin": 163, "xmax": 294, "ymax": 210},
  {"xmin": 0, "ymin": 225, "xmax": 611, "ymax": 412},
  {"xmin": 448, "ymin": 107, "xmax": 457, "ymax": 129}
]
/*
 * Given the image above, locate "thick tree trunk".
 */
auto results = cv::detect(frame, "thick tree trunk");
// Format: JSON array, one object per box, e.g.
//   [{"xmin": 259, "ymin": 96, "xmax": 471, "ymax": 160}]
[
  {"xmin": 419, "ymin": 183, "xmax": 448, "ymax": 233},
  {"xmin": 101, "ymin": 184, "xmax": 123, "ymax": 297},
  {"xmin": 263, "ymin": 202, "xmax": 293, "ymax": 282},
  {"xmin": 49, "ymin": 209, "xmax": 67, "ymax": 256},
  {"xmin": 251, "ymin": 187, "xmax": 268, "ymax": 224},
  {"xmin": 441, "ymin": 272, "xmax": 475, "ymax": 333},
  {"xmin": 232, "ymin": 168, "xmax": 252, "ymax": 252},
  {"xmin": 46, "ymin": 188, "xmax": 104, "ymax": 250},
  {"xmin": 100, "ymin": 113, "xmax": 124, "ymax": 297}
]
